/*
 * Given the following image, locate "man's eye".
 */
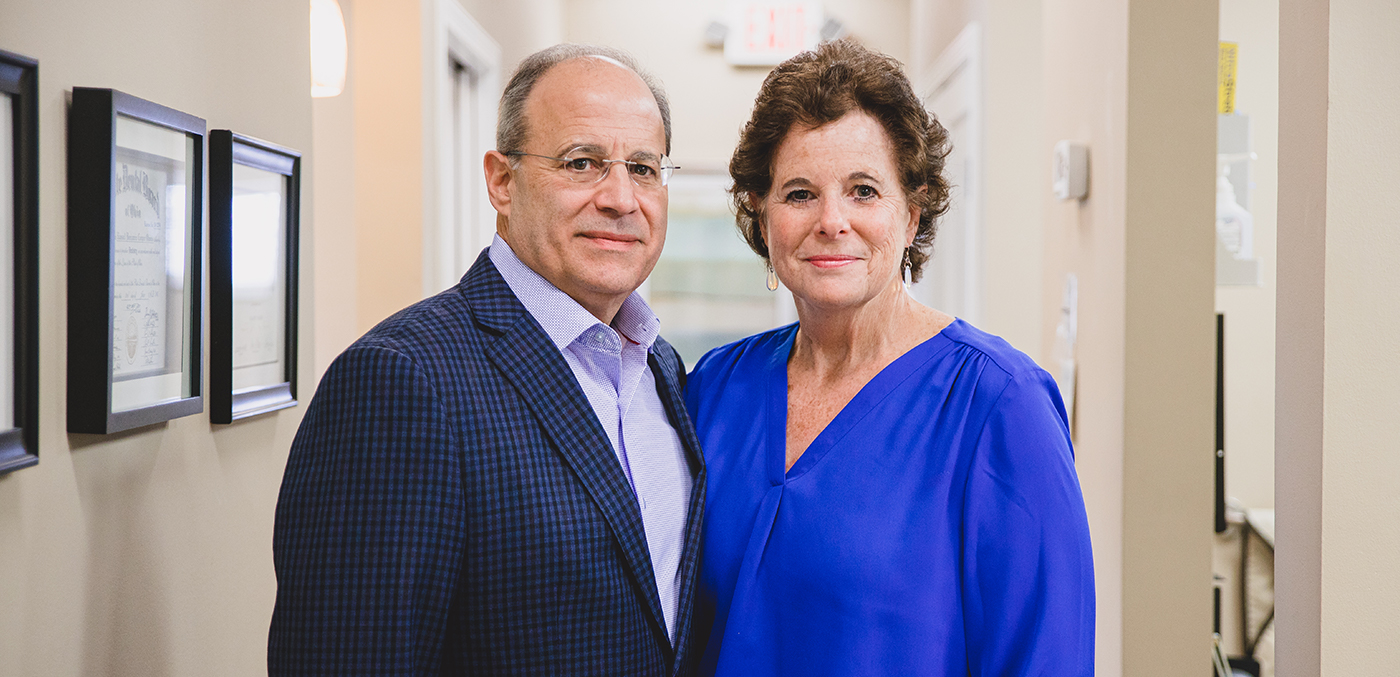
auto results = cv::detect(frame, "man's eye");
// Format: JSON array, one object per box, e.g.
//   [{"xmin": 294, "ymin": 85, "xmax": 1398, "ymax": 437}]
[
  {"xmin": 564, "ymin": 157, "xmax": 597, "ymax": 171},
  {"xmin": 629, "ymin": 162, "xmax": 657, "ymax": 177}
]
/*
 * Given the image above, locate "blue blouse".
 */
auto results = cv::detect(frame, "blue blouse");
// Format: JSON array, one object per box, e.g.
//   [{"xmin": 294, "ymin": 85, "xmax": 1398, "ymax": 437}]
[{"xmin": 684, "ymin": 320, "xmax": 1095, "ymax": 676}]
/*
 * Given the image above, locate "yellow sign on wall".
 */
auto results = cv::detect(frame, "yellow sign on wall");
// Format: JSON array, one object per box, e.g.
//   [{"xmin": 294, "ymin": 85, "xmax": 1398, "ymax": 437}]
[{"xmin": 1219, "ymin": 42, "xmax": 1239, "ymax": 114}]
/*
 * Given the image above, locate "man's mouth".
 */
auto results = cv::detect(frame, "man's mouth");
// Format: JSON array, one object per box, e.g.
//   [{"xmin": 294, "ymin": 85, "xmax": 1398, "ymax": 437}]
[{"xmin": 579, "ymin": 231, "xmax": 642, "ymax": 250}]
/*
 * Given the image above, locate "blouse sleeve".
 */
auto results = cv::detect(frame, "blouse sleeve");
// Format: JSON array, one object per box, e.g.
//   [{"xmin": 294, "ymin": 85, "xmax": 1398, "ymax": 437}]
[{"xmin": 960, "ymin": 368, "xmax": 1096, "ymax": 676}]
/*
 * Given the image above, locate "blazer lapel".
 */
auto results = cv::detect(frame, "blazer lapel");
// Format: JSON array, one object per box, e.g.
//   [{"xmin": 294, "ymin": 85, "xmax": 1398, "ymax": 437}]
[
  {"xmin": 462, "ymin": 254, "xmax": 672, "ymax": 653},
  {"xmin": 648, "ymin": 345, "xmax": 707, "ymax": 676}
]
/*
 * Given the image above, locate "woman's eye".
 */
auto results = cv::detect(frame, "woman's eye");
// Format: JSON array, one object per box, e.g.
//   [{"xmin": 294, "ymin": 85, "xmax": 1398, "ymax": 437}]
[
  {"xmin": 853, "ymin": 185, "xmax": 877, "ymax": 200},
  {"xmin": 784, "ymin": 189, "xmax": 814, "ymax": 202}
]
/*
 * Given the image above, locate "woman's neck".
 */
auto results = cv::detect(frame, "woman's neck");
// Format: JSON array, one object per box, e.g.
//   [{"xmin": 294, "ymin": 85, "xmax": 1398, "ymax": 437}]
[{"xmin": 790, "ymin": 280, "xmax": 946, "ymax": 380}]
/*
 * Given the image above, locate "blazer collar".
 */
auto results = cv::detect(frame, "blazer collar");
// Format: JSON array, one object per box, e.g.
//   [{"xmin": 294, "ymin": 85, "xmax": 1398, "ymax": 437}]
[{"xmin": 460, "ymin": 251, "xmax": 676, "ymax": 659}]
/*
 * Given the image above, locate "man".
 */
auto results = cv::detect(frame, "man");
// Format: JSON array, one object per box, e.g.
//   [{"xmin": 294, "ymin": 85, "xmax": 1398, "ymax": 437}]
[{"xmin": 268, "ymin": 45, "xmax": 704, "ymax": 676}]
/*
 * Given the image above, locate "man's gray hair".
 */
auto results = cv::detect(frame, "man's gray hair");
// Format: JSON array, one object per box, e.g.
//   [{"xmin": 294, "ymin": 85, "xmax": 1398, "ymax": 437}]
[{"xmin": 496, "ymin": 44, "xmax": 672, "ymax": 156}]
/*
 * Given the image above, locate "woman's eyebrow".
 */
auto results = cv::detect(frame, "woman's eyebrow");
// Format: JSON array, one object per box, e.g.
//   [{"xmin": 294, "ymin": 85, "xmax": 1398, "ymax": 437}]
[{"xmin": 778, "ymin": 177, "xmax": 814, "ymax": 191}]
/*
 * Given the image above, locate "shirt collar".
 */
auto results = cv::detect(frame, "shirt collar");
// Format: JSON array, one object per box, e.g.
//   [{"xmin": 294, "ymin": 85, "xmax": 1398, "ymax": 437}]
[{"xmin": 489, "ymin": 234, "xmax": 661, "ymax": 352}]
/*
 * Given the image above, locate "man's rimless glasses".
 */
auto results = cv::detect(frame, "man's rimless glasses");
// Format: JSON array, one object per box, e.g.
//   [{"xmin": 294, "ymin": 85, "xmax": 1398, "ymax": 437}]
[{"xmin": 505, "ymin": 147, "xmax": 679, "ymax": 188}]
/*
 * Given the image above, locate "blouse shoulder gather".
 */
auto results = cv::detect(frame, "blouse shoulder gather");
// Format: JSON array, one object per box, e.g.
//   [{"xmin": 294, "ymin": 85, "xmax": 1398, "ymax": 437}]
[
  {"xmin": 936, "ymin": 320, "xmax": 1071, "ymax": 448},
  {"xmin": 939, "ymin": 319, "xmax": 1047, "ymax": 384}
]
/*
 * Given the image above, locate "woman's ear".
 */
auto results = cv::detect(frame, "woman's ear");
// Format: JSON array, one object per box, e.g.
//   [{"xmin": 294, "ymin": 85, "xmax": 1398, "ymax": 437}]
[
  {"xmin": 750, "ymin": 194, "xmax": 769, "ymax": 249},
  {"xmin": 907, "ymin": 186, "xmax": 927, "ymax": 245},
  {"xmin": 484, "ymin": 151, "xmax": 515, "ymax": 217}
]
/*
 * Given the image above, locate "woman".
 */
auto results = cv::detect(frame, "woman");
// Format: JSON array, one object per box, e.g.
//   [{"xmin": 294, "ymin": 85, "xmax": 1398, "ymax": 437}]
[{"xmin": 685, "ymin": 40, "xmax": 1095, "ymax": 676}]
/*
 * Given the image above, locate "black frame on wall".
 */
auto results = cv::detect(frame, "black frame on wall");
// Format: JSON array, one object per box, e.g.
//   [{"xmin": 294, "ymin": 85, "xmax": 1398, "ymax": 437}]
[
  {"xmin": 67, "ymin": 88, "xmax": 205, "ymax": 434},
  {"xmin": 0, "ymin": 50, "xmax": 40, "ymax": 474},
  {"xmin": 208, "ymin": 131, "xmax": 301, "ymax": 423}
]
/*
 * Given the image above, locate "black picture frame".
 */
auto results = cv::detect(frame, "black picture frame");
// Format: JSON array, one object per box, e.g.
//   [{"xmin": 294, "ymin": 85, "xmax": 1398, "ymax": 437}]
[
  {"xmin": 68, "ymin": 88, "xmax": 204, "ymax": 434},
  {"xmin": 0, "ymin": 50, "xmax": 39, "ymax": 473},
  {"xmin": 208, "ymin": 131, "xmax": 300, "ymax": 423}
]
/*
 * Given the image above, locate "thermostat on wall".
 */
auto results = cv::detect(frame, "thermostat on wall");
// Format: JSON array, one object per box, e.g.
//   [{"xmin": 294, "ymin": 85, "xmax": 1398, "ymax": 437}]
[{"xmin": 1053, "ymin": 140, "xmax": 1089, "ymax": 201}]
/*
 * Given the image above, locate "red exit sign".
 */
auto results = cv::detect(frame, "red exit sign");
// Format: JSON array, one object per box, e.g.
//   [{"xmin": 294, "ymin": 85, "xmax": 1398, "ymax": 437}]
[{"xmin": 725, "ymin": 1, "xmax": 822, "ymax": 66}]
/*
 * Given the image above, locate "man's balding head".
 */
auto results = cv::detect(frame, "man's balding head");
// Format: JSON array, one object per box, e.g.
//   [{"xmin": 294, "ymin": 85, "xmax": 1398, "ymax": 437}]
[{"xmin": 497, "ymin": 44, "xmax": 671, "ymax": 156}]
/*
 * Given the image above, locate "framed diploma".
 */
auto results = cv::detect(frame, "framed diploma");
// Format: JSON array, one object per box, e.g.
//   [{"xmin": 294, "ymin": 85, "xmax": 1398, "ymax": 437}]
[
  {"xmin": 208, "ymin": 131, "xmax": 300, "ymax": 423},
  {"xmin": 68, "ymin": 89, "xmax": 204, "ymax": 434},
  {"xmin": 0, "ymin": 50, "xmax": 38, "ymax": 473}
]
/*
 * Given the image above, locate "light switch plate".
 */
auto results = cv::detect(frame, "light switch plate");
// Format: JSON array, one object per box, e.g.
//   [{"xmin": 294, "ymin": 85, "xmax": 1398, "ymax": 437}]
[{"xmin": 1053, "ymin": 140, "xmax": 1089, "ymax": 201}]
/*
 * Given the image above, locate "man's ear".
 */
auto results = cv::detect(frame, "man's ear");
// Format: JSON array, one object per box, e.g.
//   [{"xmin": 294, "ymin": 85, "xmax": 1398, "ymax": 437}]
[{"xmin": 484, "ymin": 150, "xmax": 515, "ymax": 218}]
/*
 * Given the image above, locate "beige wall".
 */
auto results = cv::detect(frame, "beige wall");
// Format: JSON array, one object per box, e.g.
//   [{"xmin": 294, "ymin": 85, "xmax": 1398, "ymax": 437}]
[
  {"xmin": 352, "ymin": 0, "xmax": 427, "ymax": 336},
  {"xmin": 912, "ymin": 0, "xmax": 975, "ymax": 69},
  {"xmin": 1041, "ymin": 0, "xmax": 1219, "ymax": 673},
  {"xmin": 1274, "ymin": 0, "xmax": 1325, "ymax": 670},
  {"xmin": 0, "ymin": 0, "xmax": 313, "ymax": 675},
  {"xmin": 1273, "ymin": 0, "xmax": 1400, "ymax": 671},
  {"xmin": 1119, "ymin": 2, "xmax": 1218, "ymax": 672},
  {"xmin": 1040, "ymin": 0, "xmax": 1131, "ymax": 669},
  {"xmin": 981, "ymin": 0, "xmax": 1045, "ymax": 358},
  {"xmin": 1217, "ymin": 0, "xmax": 1278, "ymax": 511},
  {"xmin": 313, "ymin": 2, "xmax": 360, "ymax": 377},
  {"xmin": 1319, "ymin": 0, "xmax": 1400, "ymax": 666}
]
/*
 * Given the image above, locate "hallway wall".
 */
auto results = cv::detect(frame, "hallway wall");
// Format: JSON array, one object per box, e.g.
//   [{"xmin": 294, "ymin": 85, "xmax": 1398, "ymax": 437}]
[
  {"xmin": 0, "ymin": 0, "xmax": 313, "ymax": 675},
  {"xmin": 1317, "ymin": 0, "xmax": 1400, "ymax": 666},
  {"xmin": 1276, "ymin": 0, "xmax": 1400, "ymax": 670},
  {"xmin": 1040, "ymin": 0, "xmax": 1218, "ymax": 673}
]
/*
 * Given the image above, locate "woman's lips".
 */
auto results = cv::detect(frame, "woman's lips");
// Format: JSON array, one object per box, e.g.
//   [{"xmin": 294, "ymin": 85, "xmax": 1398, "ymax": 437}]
[{"xmin": 804, "ymin": 254, "xmax": 859, "ymax": 269}]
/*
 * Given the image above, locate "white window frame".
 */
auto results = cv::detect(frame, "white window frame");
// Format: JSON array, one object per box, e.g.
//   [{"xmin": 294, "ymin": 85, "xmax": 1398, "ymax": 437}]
[{"xmin": 423, "ymin": 0, "xmax": 501, "ymax": 295}]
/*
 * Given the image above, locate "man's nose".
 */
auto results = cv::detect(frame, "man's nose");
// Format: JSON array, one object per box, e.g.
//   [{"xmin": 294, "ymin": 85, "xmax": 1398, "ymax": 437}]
[{"xmin": 592, "ymin": 163, "xmax": 641, "ymax": 215}]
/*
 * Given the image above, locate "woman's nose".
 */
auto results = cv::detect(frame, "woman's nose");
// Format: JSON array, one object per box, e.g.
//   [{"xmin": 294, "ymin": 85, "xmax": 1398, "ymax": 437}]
[{"xmin": 816, "ymin": 196, "xmax": 849, "ymax": 236}]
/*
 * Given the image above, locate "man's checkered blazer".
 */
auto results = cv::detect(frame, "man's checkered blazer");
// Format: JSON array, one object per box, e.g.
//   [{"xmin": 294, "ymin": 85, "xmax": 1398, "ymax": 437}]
[{"xmin": 269, "ymin": 251, "xmax": 706, "ymax": 676}]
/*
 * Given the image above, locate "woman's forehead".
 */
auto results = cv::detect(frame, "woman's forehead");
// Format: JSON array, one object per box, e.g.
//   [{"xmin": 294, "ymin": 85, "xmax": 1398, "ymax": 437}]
[{"xmin": 772, "ymin": 112, "xmax": 897, "ymax": 178}]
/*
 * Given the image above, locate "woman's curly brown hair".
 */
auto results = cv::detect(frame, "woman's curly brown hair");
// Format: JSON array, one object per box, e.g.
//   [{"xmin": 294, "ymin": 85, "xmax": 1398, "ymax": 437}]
[{"xmin": 729, "ymin": 39, "xmax": 952, "ymax": 283}]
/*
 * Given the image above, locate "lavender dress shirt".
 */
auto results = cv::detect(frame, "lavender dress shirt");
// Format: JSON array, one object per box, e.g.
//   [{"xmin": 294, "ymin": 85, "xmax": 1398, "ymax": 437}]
[{"xmin": 490, "ymin": 235, "xmax": 693, "ymax": 643}]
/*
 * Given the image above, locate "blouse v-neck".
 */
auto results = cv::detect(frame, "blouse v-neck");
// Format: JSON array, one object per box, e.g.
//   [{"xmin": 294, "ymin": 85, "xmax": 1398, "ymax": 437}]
[{"xmin": 766, "ymin": 322, "xmax": 959, "ymax": 481}]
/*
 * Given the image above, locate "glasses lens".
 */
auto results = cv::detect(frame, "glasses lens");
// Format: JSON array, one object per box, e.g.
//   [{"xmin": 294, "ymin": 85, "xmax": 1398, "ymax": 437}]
[
  {"xmin": 660, "ymin": 157, "xmax": 675, "ymax": 187},
  {"xmin": 627, "ymin": 158, "xmax": 664, "ymax": 189},
  {"xmin": 556, "ymin": 152, "xmax": 606, "ymax": 183}
]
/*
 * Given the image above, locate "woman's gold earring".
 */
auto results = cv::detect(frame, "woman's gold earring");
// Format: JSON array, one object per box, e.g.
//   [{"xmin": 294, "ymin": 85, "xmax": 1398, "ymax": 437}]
[{"xmin": 766, "ymin": 264, "xmax": 780, "ymax": 291}]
